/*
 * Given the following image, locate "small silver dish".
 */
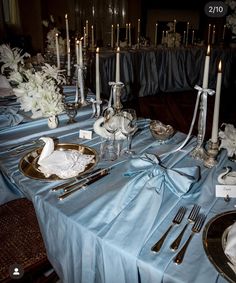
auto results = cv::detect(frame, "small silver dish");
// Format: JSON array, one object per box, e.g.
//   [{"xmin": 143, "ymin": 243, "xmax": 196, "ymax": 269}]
[{"xmin": 150, "ymin": 120, "xmax": 175, "ymax": 141}]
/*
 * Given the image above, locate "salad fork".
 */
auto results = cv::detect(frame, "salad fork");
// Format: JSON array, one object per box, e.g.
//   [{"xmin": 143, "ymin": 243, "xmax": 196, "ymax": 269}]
[
  {"xmin": 170, "ymin": 204, "xmax": 201, "ymax": 251},
  {"xmin": 173, "ymin": 213, "xmax": 206, "ymax": 264},
  {"xmin": 151, "ymin": 206, "xmax": 186, "ymax": 252}
]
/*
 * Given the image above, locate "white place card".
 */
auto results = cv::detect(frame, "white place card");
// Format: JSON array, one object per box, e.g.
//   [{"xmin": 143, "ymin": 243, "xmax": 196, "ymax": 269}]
[
  {"xmin": 79, "ymin": 129, "xmax": 92, "ymax": 140},
  {"xmin": 215, "ymin": 185, "xmax": 236, "ymax": 198}
]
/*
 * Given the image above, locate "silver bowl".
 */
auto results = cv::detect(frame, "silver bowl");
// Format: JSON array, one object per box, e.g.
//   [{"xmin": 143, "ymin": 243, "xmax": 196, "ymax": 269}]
[{"xmin": 150, "ymin": 120, "xmax": 175, "ymax": 141}]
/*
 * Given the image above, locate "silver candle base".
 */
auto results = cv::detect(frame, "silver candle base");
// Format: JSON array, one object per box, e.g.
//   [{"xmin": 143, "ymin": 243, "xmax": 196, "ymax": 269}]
[
  {"xmin": 204, "ymin": 140, "xmax": 219, "ymax": 168},
  {"xmin": 190, "ymin": 145, "xmax": 208, "ymax": 162}
]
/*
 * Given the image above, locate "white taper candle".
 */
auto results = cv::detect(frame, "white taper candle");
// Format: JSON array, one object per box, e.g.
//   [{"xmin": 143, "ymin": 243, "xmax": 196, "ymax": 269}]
[
  {"xmin": 202, "ymin": 45, "xmax": 211, "ymax": 88},
  {"xmin": 115, "ymin": 46, "xmax": 120, "ymax": 82},
  {"xmin": 96, "ymin": 47, "xmax": 101, "ymax": 102},
  {"xmin": 211, "ymin": 60, "xmax": 222, "ymax": 143}
]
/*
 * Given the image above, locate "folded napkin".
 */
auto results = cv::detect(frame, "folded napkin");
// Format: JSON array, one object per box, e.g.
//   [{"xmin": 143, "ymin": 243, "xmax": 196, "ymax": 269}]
[
  {"xmin": 0, "ymin": 106, "xmax": 23, "ymax": 130},
  {"xmin": 38, "ymin": 137, "xmax": 95, "ymax": 179},
  {"xmin": 224, "ymin": 222, "xmax": 236, "ymax": 273}
]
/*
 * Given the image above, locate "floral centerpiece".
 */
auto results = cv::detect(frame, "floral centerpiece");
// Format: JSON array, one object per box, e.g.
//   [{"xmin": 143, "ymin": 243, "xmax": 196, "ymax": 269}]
[
  {"xmin": 163, "ymin": 22, "xmax": 181, "ymax": 48},
  {"xmin": 0, "ymin": 44, "xmax": 65, "ymax": 119},
  {"xmin": 225, "ymin": 0, "xmax": 236, "ymax": 39},
  {"xmin": 42, "ymin": 15, "xmax": 66, "ymax": 56}
]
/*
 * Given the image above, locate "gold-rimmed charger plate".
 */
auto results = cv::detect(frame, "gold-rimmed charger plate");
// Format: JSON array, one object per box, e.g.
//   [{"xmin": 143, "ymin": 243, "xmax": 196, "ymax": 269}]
[
  {"xmin": 19, "ymin": 143, "xmax": 98, "ymax": 181},
  {"xmin": 202, "ymin": 210, "xmax": 236, "ymax": 283}
]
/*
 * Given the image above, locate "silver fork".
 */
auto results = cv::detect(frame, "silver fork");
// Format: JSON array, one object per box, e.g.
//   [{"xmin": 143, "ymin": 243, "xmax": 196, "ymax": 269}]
[
  {"xmin": 173, "ymin": 213, "xmax": 206, "ymax": 264},
  {"xmin": 151, "ymin": 206, "xmax": 186, "ymax": 252},
  {"xmin": 170, "ymin": 204, "xmax": 201, "ymax": 251}
]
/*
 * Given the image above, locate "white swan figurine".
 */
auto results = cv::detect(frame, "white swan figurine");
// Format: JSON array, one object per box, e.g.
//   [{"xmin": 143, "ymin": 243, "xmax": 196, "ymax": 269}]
[
  {"xmin": 217, "ymin": 167, "xmax": 236, "ymax": 185},
  {"xmin": 38, "ymin": 137, "xmax": 54, "ymax": 164},
  {"xmin": 93, "ymin": 116, "xmax": 127, "ymax": 140}
]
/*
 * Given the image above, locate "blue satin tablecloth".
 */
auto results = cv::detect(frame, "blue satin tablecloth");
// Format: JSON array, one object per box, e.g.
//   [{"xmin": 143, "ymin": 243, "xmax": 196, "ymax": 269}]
[
  {"xmin": 0, "ymin": 97, "xmax": 235, "ymax": 283},
  {"xmin": 89, "ymin": 46, "xmax": 233, "ymax": 99}
]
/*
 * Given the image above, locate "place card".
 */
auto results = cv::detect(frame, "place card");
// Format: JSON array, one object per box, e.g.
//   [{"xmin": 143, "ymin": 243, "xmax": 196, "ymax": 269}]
[
  {"xmin": 215, "ymin": 185, "xmax": 236, "ymax": 198},
  {"xmin": 79, "ymin": 129, "xmax": 92, "ymax": 140}
]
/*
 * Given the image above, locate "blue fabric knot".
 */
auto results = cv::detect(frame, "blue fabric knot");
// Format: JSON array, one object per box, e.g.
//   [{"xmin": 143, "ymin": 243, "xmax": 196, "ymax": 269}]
[{"xmin": 124, "ymin": 153, "xmax": 200, "ymax": 197}]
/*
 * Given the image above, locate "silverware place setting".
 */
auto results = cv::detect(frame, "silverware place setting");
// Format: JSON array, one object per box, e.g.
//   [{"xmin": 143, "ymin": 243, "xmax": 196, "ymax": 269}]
[
  {"xmin": 151, "ymin": 206, "xmax": 187, "ymax": 253},
  {"xmin": 170, "ymin": 204, "xmax": 201, "ymax": 251},
  {"xmin": 173, "ymin": 213, "xmax": 206, "ymax": 264},
  {"xmin": 58, "ymin": 168, "xmax": 110, "ymax": 200}
]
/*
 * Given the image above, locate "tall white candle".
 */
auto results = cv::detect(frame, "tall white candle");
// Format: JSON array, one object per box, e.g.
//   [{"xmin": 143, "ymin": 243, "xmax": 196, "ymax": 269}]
[
  {"xmin": 154, "ymin": 22, "xmax": 158, "ymax": 46},
  {"xmin": 91, "ymin": 25, "xmax": 95, "ymax": 48},
  {"xmin": 65, "ymin": 14, "xmax": 70, "ymax": 54},
  {"xmin": 116, "ymin": 23, "xmax": 120, "ymax": 47},
  {"xmin": 111, "ymin": 24, "xmax": 114, "ymax": 48},
  {"xmin": 137, "ymin": 19, "xmax": 140, "ymax": 44},
  {"xmin": 186, "ymin": 21, "xmax": 189, "ymax": 46},
  {"xmin": 85, "ymin": 20, "xmax": 89, "ymax": 47},
  {"xmin": 55, "ymin": 33, "xmax": 60, "ymax": 69},
  {"xmin": 183, "ymin": 30, "xmax": 186, "ymax": 45},
  {"xmin": 83, "ymin": 27, "xmax": 86, "ymax": 47},
  {"xmin": 191, "ymin": 30, "xmax": 195, "ymax": 45},
  {"xmin": 128, "ymin": 23, "xmax": 131, "ymax": 47},
  {"xmin": 202, "ymin": 45, "xmax": 211, "ymax": 88},
  {"xmin": 79, "ymin": 39, "xmax": 83, "ymax": 67},
  {"xmin": 76, "ymin": 40, "xmax": 79, "ymax": 65},
  {"xmin": 211, "ymin": 60, "xmax": 222, "ymax": 143},
  {"xmin": 96, "ymin": 47, "xmax": 101, "ymax": 102},
  {"xmin": 222, "ymin": 24, "xmax": 226, "ymax": 40},
  {"xmin": 67, "ymin": 40, "xmax": 71, "ymax": 76},
  {"xmin": 207, "ymin": 24, "xmax": 211, "ymax": 44},
  {"xmin": 138, "ymin": 18, "xmax": 140, "ymax": 34},
  {"xmin": 173, "ymin": 19, "xmax": 176, "ymax": 34},
  {"xmin": 115, "ymin": 46, "xmax": 120, "ymax": 82},
  {"xmin": 212, "ymin": 25, "xmax": 215, "ymax": 45}
]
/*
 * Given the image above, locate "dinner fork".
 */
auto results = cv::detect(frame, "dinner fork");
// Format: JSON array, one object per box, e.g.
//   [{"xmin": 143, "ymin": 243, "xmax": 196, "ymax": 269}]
[
  {"xmin": 151, "ymin": 206, "xmax": 186, "ymax": 253},
  {"xmin": 173, "ymin": 213, "xmax": 206, "ymax": 265},
  {"xmin": 170, "ymin": 204, "xmax": 201, "ymax": 251}
]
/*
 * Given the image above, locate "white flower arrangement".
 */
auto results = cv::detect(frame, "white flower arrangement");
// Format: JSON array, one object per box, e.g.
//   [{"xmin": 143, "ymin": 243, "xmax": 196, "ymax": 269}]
[
  {"xmin": 46, "ymin": 28, "xmax": 66, "ymax": 56},
  {"xmin": 42, "ymin": 16, "xmax": 66, "ymax": 56},
  {"xmin": 0, "ymin": 44, "xmax": 65, "ymax": 119},
  {"xmin": 225, "ymin": 0, "xmax": 236, "ymax": 35},
  {"xmin": 219, "ymin": 123, "xmax": 236, "ymax": 157},
  {"xmin": 0, "ymin": 44, "xmax": 30, "ymax": 73},
  {"xmin": 164, "ymin": 22, "xmax": 181, "ymax": 48}
]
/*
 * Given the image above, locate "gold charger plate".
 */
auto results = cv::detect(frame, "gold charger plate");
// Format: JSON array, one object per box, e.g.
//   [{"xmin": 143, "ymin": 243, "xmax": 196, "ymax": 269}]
[
  {"xmin": 202, "ymin": 210, "xmax": 236, "ymax": 283},
  {"xmin": 19, "ymin": 143, "xmax": 98, "ymax": 181}
]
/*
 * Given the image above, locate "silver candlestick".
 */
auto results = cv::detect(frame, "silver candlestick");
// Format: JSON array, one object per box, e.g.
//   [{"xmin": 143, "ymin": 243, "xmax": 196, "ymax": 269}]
[
  {"xmin": 112, "ymin": 82, "xmax": 124, "ymax": 113},
  {"xmin": 190, "ymin": 87, "xmax": 215, "ymax": 162},
  {"xmin": 204, "ymin": 140, "xmax": 219, "ymax": 168}
]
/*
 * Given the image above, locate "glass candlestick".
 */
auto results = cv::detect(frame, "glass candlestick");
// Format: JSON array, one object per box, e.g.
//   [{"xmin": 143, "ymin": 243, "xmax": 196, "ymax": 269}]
[{"xmin": 190, "ymin": 89, "xmax": 211, "ymax": 162}]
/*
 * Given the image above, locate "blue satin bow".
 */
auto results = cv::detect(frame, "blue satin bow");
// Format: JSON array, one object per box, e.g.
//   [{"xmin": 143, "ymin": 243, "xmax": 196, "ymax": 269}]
[{"xmin": 124, "ymin": 153, "xmax": 200, "ymax": 197}]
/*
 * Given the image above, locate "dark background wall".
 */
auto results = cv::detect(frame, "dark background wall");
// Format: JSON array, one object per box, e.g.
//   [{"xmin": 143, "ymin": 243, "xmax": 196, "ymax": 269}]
[{"xmin": 0, "ymin": 0, "xmax": 229, "ymax": 53}]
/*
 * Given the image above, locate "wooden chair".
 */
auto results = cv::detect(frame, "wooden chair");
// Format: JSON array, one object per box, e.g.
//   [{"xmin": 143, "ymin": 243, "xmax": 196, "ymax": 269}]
[{"xmin": 0, "ymin": 198, "xmax": 58, "ymax": 283}]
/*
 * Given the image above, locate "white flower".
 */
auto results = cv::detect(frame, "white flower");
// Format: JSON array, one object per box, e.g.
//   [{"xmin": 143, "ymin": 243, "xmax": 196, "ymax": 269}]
[
  {"xmin": 0, "ymin": 44, "xmax": 65, "ymax": 118},
  {"xmin": 0, "ymin": 44, "xmax": 30, "ymax": 73},
  {"xmin": 219, "ymin": 123, "xmax": 236, "ymax": 157}
]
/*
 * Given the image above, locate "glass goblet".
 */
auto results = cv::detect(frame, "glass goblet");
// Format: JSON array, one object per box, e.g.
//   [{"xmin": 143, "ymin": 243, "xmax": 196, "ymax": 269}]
[
  {"xmin": 64, "ymin": 102, "xmax": 80, "ymax": 124},
  {"xmin": 120, "ymin": 109, "xmax": 137, "ymax": 156}
]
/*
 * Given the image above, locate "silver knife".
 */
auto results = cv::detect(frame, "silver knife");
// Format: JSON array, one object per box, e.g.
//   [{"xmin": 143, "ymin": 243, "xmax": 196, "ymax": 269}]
[
  {"xmin": 51, "ymin": 167, "xmax": 103, "ymax": 192},
  {"xmin": 58, "ymin": 168, "xmax": 110, "ymax": 200}
]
